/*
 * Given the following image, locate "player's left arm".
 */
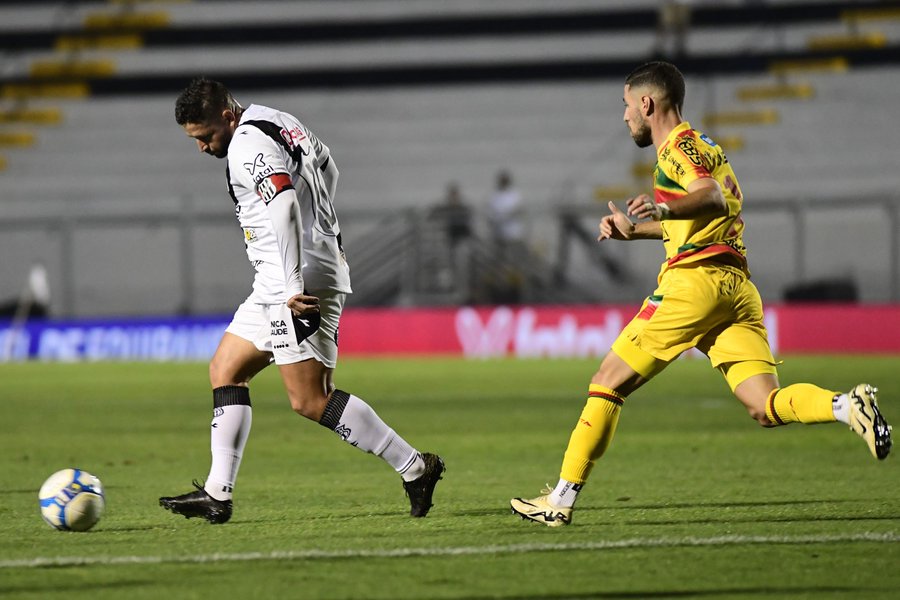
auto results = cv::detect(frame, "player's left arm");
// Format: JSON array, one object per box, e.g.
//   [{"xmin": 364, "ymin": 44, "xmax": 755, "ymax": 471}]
[
  {"xmin": 264, "ymin": 187, "xmax": 321, "ymax": 316},
  {"xmin": 264, "ymin": 187, "xmax": 322, "ymax": 333},
  {"xmin": 230, "ymin": 133, "xmax": 317, "ymax": 315},
  {"xmin": 628, "ymin": 178, "xmax": 727, "ymax": 221},
  {"xmin": 321, "ymin": 156, "xmax": 339, "ymax": 202}
]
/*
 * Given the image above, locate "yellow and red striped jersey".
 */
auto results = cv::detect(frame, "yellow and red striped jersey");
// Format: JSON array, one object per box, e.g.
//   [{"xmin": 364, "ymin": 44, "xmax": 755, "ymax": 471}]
[{"xmin": 654, "ymin": 121, "xmax": 748, "ymax": 279}]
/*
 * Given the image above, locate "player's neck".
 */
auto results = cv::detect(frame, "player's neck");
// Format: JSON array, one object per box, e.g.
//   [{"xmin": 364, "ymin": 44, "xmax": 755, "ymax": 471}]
[{"xmin": 651, "ymin": 112, "xmax": 685, "ymax": 149}]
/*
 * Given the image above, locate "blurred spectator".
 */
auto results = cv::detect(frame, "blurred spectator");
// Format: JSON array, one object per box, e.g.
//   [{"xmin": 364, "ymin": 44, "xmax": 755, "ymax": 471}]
[
  {"xmin": 0, "ymin": 263, "xmax": 50, "ymax": 319},
  {"xmin": 431, "ymin": 181, "xmax": 473, "ymax": 248},
  {"xmin": 488, "ymin": 169, "xmax": 526, "ymax": 260},
  {"xmin": 487, "ymin": 170, "xmax": 527, "ymax": 304},
  {"xmin": 429, "ymin": 182, "xmax": 474, "ymax": 301}
]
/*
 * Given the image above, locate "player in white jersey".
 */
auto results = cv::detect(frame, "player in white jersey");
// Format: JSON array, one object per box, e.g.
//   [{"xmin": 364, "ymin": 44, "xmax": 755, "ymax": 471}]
[{"xmin": 159, "ymin": 78, "xmax": 444, "ymax": 523}]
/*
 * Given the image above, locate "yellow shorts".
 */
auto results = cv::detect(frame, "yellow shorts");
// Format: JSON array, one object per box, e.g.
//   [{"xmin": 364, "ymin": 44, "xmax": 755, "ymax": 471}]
[{"xmin": 611, "ymin": 262, "xmax": 778, "ymax": 390}]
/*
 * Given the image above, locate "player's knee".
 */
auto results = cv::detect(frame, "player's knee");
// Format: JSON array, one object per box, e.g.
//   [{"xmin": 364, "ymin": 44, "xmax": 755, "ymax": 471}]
[
  {"xmin": 731, "ymin": 371, "xmax": 779, "ymax": 428},
  {"xmin": 290, "ymin": 393, "xmax": 328, "ymax": 421},
  {"xmin": 209, "ymin": 356, "xmax": 241, "ymax": 388},
  {"xmin": 736, "ymin": 391, "xmax": 772, "ymax": 426},
  {"xmin": 590, "ymin": 365, "xmax": 644, "ymax": 397},
  {"xmin": 208, "ymin": 357, "xmax": 228, "ymax": 387},
  {"xmin": 745, "ymin": 404, "xmax": 773, "ymax": 427},
  {"xmin": 289, "ymin": 396, "xmax": 315, "ymax": 419}
]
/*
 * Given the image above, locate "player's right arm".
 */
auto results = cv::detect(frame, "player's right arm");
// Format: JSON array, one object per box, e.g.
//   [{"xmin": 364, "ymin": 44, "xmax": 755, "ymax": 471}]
[{"xmin": 627, "ymin": 179, "xmax": 727, "ymax": 221}]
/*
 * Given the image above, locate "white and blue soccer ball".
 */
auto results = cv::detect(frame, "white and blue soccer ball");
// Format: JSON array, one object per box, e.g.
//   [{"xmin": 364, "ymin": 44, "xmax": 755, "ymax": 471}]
[{"xmin": 39, "ymin": 469, "xmax": 105, "ymax": 532}]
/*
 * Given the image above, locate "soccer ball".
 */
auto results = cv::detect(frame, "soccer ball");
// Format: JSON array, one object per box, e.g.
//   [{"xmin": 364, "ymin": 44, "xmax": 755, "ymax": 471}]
[{"xmin": 38, "ymin": 469, "xmax": 105, "ymax": 532}]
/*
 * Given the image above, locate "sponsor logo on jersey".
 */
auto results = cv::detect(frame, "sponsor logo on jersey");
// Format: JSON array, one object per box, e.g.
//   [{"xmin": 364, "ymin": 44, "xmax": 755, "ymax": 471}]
[
  {"xmin": 676, "ymin": 136, "xmax": 703, "ymax": 167},
  {"xmin": 667, "ymin": 157, "xmax": 686, "ymax": 177},
  {"xmin": 243, "ymin": 153, "xmax": 266, "ymax": 175},
  {"xmin": 243, "ymin": 228, "xmax": 258, "ymax": 243},
  {"xmin": 280, "ymin": 126, "xmax": 309, "ymax": 152},
  {"xmin": 244, "ymin": 152, "xmax": 275, "ymax": 183},
  {"xmin": 253, "ymin": 167, "xmax": 275, "ymax": 184},
  {"xmin": 256, "ymin": 173, "xmax": 293, "ymax": 205},
  {"xmin": 699, "ymin": 133, "xmax": 718, "ymax": 147}
]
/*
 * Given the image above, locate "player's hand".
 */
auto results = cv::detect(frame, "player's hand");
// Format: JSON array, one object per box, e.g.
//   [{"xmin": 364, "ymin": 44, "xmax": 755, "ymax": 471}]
[
  {"xmin": 598, "ymin": 201, "xmax": 636, "ymax": 241},
  {"xmin": 626, "ymin": 194, "xmax": 664, "ymax": 221},
  {"xmin": 287, "ymin": 293, "xmax": 320, "ymax": 317}
]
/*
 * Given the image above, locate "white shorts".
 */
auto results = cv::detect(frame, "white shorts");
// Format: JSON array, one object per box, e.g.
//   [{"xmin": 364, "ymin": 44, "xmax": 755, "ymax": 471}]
[{"xmin": 225, "ymin": 291, "xmax": 345, "ymax": 367}]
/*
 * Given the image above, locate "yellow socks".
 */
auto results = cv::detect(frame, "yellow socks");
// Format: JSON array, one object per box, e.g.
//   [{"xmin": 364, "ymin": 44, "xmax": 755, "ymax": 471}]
[
  {"xmin": 556, "ymin": 382, "xmax": 838, "ymax": 488},
  {"xmin": 765, "ymin": 383, "xmax": 839, "ymax": 425},
  {"xmin": 559, "ymin": 384, "xmax": 625, "ymax": 484}
]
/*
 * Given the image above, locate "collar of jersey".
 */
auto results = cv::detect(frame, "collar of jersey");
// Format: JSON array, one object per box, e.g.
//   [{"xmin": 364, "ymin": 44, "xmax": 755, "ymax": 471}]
[{"xmin": 658, "ymin": 121, "xmax": 692, "ymax": 158}]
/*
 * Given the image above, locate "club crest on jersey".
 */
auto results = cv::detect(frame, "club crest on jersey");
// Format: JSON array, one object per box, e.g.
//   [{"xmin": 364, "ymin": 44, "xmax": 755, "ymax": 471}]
[{"xmin": 256, "ymin": 173, "xmax": 293, "ymax": 205}]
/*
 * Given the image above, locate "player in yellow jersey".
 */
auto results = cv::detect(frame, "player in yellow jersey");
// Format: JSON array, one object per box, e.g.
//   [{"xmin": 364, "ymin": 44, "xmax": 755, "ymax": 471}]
[{"xmin": 510, "ymin": 61, "xmax": 892, "ymax": 527}]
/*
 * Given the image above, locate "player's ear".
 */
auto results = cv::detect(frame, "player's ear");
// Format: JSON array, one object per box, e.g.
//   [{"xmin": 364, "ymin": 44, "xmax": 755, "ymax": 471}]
[
  {"xmin": 642, "ymin": 95, "xmax": 654, "ymax": 117},
  {"xmin": 222, "ymin": 109, "xmax": 237, "ymax": 127}
]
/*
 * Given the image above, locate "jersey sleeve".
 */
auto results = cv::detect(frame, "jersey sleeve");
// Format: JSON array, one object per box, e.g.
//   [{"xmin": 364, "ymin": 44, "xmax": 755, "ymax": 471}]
[
  {"xmin": 228, "ymin": 127, "xmax": 295, "ymax": 205},
  {"xmin": 229, "ymin": 126, "xmax": 305, "ymax": 298},
  {"xmin": 303, "ymin": 125, "xmax": 331, "ymax": 170},
  {"xmin": 666, "ymin": 132, "xmax": 713, "ymax": 188}
]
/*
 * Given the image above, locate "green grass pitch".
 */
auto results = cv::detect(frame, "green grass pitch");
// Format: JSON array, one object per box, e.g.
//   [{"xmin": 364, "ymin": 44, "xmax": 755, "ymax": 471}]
[{"xmin": 1, "ymin": 356, "xmax": 898, "ymax": 599}]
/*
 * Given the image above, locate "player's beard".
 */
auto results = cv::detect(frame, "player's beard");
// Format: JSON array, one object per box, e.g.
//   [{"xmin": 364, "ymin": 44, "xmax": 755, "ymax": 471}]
[
  {"xmin": 212, "ymin": 139, "xmax": 230, "ymax": 159},
  {"xmin": 211, "ymin": 129, "xmax": 233, "ymax": 158},
  {"xmin": 630, "ymin": 118, "xmax": 653, "ymax": 148}
]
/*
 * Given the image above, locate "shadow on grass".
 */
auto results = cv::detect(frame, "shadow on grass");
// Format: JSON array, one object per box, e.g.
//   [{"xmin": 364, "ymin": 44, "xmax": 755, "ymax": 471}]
[
  {"xmin": 454, "ymin": 587, "xmax": 861, "ymax": 599},
  {"xmin": 627, "ymin": 514, "xmax": 900, "ymax": 526},
  {"xmin": 1, "ymin": 580, "xmax": 154, "ymax": 594},
  {"xmin": 453, "ymin": 499, "xmax": 869, "ymax": 519},
  {"xmin": 454, "ymin": 507, "xmax": 515, "ymax": 517},
  {"xmin": 599, "ymin": 498, "xmax": 861, "ymax": 511}
]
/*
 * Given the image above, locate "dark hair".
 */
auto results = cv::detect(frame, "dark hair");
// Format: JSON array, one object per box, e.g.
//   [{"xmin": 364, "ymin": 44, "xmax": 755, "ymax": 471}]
[
  {"xmin": 174, "ymin": 77, "xmax": 239, "ymax": 125},
  {"xmin": 624, "ymin": 61, "xmax": 685, "ymax": 111}
]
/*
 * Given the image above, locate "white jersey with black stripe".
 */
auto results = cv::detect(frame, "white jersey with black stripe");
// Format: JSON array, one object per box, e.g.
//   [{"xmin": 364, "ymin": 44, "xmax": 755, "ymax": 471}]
[{"xmin": 226, "ymin": 104, "xmax": 351, "ymax": 304}]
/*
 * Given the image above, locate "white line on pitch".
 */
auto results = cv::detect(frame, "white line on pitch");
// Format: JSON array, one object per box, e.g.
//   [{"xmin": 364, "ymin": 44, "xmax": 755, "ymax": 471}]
[{"xmin": 3, "ymin": 531, "xmax": 898, "ymax": 569}]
